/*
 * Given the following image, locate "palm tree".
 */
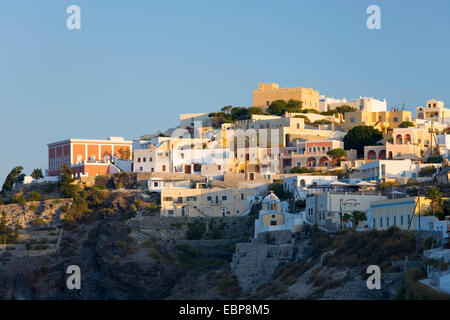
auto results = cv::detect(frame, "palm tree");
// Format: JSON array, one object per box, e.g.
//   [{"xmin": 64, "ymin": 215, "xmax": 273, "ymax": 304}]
[
  {"xmin": 426, "ymin": 187, "xmax": 443, "ymax": 217},
  {"xmin": 31, "ymin": 168, "xmax": 44, "ymax": 183}
]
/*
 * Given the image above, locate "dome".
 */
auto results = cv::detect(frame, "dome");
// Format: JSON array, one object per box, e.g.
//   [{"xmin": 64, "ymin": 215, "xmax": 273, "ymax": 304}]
[{"xmin": 262, "ymin": 191, "xmax": 280, "ymax": 203}]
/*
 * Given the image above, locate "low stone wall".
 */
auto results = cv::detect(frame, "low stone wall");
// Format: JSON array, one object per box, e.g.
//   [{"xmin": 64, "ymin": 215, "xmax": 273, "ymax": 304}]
[
  {"xmin": 128, "ymin": 215, "xmax": 255, "ymax": 243},
  {"xmin": 0, "ymin": 228, "xmax": 63, "ymax": 257}
]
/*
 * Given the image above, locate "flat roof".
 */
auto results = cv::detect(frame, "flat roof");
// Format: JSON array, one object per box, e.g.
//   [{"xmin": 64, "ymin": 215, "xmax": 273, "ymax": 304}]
[{"xmin": 48, "ymin": 138, "xmax": 132, "ymax": 147}]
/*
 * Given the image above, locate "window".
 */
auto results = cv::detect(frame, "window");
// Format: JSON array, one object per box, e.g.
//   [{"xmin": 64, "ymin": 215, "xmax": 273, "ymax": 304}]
[
  {"xmin": 163, "ymin": 197, "xmax": 173, "ymax": 201},
  {"xmin": 207, "ymin": 196, "xmax": 212, "ymax": 201},
  {"xmin": 222, "ymin": 196, "xmax": 227, "ymax": 201},
  {"xmin": 350, "ymin": 117, "xmax": 355, "ymax": 123},
  {"xmin": 393, "ymin": 216, "xmax": 396, "ymax": 226},
  {"xmin": 154, "ymin": 182, "xmax": 158, "ymax": 187},
  {"xmin": 393, "ymin": 117, "xmax": 398, "ymax": 122},
  {"xmin": 143, "ymin": 157, "xmax": 146, "ymax": 162},
  {"xmin": 240, "ymin": 193, "xmax": 244, "ymax": 200},
  {"xmin": 386, "ymin": 217, "xmax": 389, "ymax": 227},
  {"xmin": 380, "ymin": 217, "xmax": 383, "ymax": 227},
  {"xmin": 138, "ymin": 158, "xmax": 141, "ymax": 162},
  {"xmin": 162, "ymin": 165, "xmax": 166, "ymax": 171},
  {"xmin": 373, "ymin": 218, "xmax": 376, "ymax": 228},
  {"xmin": 168, "ymin": 210, "xmax": 174, "ymax": 215},
  {"xmin": 140, "ymin": 167, "xmax": 143, "ymax": 172},
  {"xmin": 187, "ymin": 196, "xmax": 197, "ymax": 201},
  {"xmin": 400, "ymin": 215, "xmax": 404, "ymax": 225}
]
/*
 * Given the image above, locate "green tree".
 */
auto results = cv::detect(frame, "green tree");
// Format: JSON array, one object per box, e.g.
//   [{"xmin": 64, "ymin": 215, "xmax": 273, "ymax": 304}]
[
  {"xmin": 399, "ymin": 121, "xmax": 415, "ymax": 128},
  {"xmin": 426, "ymin": 187, "xmax": 443, "ymax": 218},
  {"xmin": 425, "ymin": 155, "xmax": 443, "ymax": 163},
  {"xmin": 230, "ymin": 107, "xmax": 250, "ymax": 121},
  {"xmin": 334, "ymin": 105, "xmax": 357, "ymax": 119},
  {"xmin": 290, "ymin": 167, "xmax": 315, "ymax": 174},
  {"xmin": 286, "ymin": 99, "xmax": 302, "ymax": 112},
  {"xmin": 59, "ymin": 164, "xmax": 77, "ymax": 198},
  {"xmin": 247, "ymin": 106, "xmax": 265, "ymax": 115},
  {"xmin": 31, "ymin": 168, "xmax": 44, "ymax": 183},
  {"xmin": 343, "ymin": 126, "xmax": 383, "ymax": 158},
  {"xmin": 267, "ymin": 100, "xmax": 288, "ymax": 116},
  {"xmin": 1, "ymin": 166, "xmax": 24, "ymax": 194},
  {"xmin": 418, "ymin": 166, "xmax": 437, "ymax": 177},
  {"xmin": 221, "ymin": 105, "xmax": 233, "ymax": 113},
  {"xmin": 268, "ymin": 182, "xmax": 291, "ymax": 200},
  {"xmin": 326, "ymin": 148, "xmax": 347, "ymax": 166}
]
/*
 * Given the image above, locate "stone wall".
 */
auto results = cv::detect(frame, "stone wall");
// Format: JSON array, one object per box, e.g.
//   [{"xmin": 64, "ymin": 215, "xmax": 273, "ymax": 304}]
[
  {"xmin": 128, "ymin": 215, "xmax": 255, "ymax": 244},
  {"xmin": 231, "ymin": 240, "xmax": 294, "ymax": 294}
]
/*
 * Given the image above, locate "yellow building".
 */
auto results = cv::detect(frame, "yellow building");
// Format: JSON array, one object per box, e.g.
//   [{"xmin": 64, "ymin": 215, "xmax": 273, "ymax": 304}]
[
  {"xmin": 160, "ymin": 186, "xmax": 259, "ymax": 217},
  {"xmin": 415, "ymin": 99, "xmax": 450, "ymax": 126},
  {"xmin": 368, "ymin": 196, "xmax": 440, "ymax": 231},
  {"xmin": 343, "ymin": 109, "xmax": 412, "ymax": 133},
  {"xmin": 253, "ymin": 83, "xmax": 320, "ymax": 111}
]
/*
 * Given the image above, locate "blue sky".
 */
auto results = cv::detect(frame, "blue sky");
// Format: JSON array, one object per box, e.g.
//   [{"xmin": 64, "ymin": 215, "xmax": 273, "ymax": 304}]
[{"xmin": 0, "ymin": 0, "xmax": 449, "ymax": 183}]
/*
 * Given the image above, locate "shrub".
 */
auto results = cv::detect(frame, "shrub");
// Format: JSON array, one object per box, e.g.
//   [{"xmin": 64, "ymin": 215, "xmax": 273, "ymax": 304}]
[
  {"xmin": 419, "ymin": 166, "xmax": 436, "ymax": 177},
  {"xmin": 12, "ymin": 193, "xmax": 26, "ymax": 205},
  {"xmin": 186, "ymin": 220, "xmax": 207, "ymax": 240},
  {"xmin": 28, "ymin": 191, "xmax": 42, "ymax": 202},
  {"xmin": 394, "ymin": 268, "xmax": 450, "ymax": 300},
  {"xmin": 31, "ymin": 218, "xmax": 46, "ymax": 226}
]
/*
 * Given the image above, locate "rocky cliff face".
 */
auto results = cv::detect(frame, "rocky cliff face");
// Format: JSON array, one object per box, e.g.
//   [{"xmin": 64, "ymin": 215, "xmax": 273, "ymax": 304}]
[
  {"xmin": 0, "ymin": 214, "xmax": 249, "ymax": 300},
  {"xmin": 0, "ymin": 199, "xmax": 72, "ymax": 227},
  {"xmin": 0, "ymin": 212, "xmax": 411, "ymax": 300}
]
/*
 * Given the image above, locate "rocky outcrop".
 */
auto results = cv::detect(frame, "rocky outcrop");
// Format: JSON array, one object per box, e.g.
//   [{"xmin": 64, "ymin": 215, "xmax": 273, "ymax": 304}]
[
  {"xmin": 231, "ymin": 231, "xmax": 295, "ymax": 294},
  {"xmin": 0, "ymin": 199, "xmax": 72, "ymax": 227}
]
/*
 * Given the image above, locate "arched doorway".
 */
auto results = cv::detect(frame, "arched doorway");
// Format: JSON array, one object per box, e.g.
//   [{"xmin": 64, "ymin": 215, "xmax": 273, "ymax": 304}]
[
  {"xmin": 306, "ymin": 157, "xmax": 316, "ymax": 167},
  {"xmin": 367, "ymin": 150, "xmax": 377, "ymax": 160},
  {"xmin": 319, "ymin": 156, "xmax": 329, "ymax": 167},
  {"xmin": 405, "ymin": 134, "xmax": 411, "ymax": 144},
  {"xmin": 378, "ymin": 150, "xmax": 386, "ymax": 160},
  {"xmin": 396, "ymin": 135, "xmax": 403, "ymax": 144},
  {"xmin": 388, "ymin": 151, "xmax": 393, "ymax": 159}
]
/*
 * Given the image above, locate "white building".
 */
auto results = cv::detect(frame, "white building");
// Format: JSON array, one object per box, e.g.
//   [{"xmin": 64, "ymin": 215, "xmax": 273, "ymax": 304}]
[
  {"xmin": 254, "ymin": 192, "xmax": 305, "ymax": 238},
  {"xmin": 320, "ymin": 96, "xmax": 387, "ymax": 113},
  {"xmin": 319, "ymin": 96, "xmax": 348, "ymax": 113},
  {"xmin": 305, "ymin": 192, "xmax": 387, "ymax": 231},
  {"xmin": 283, "ymin": 175, "xmax": 338, "ymax": 199},
  {"xmin": 437, "ymin": 134, "xmax": 450, "ymax": 158},
  {"xmin": 133, "ymin": 140, "xmax": 170, "ymax": 173},
  {"xmin": 146, "ymin": 177, "xmax": 194, "ymax": 192},
  {"xmin": 358, "ymin": 159, "xmax": 421, "ymax": 181}
]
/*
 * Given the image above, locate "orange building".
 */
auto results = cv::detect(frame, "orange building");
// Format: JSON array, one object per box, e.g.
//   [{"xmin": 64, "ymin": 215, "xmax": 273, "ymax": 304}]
[{"xmin": 48, "ymin": 137, "xmax": 132, "ymax": 177}]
